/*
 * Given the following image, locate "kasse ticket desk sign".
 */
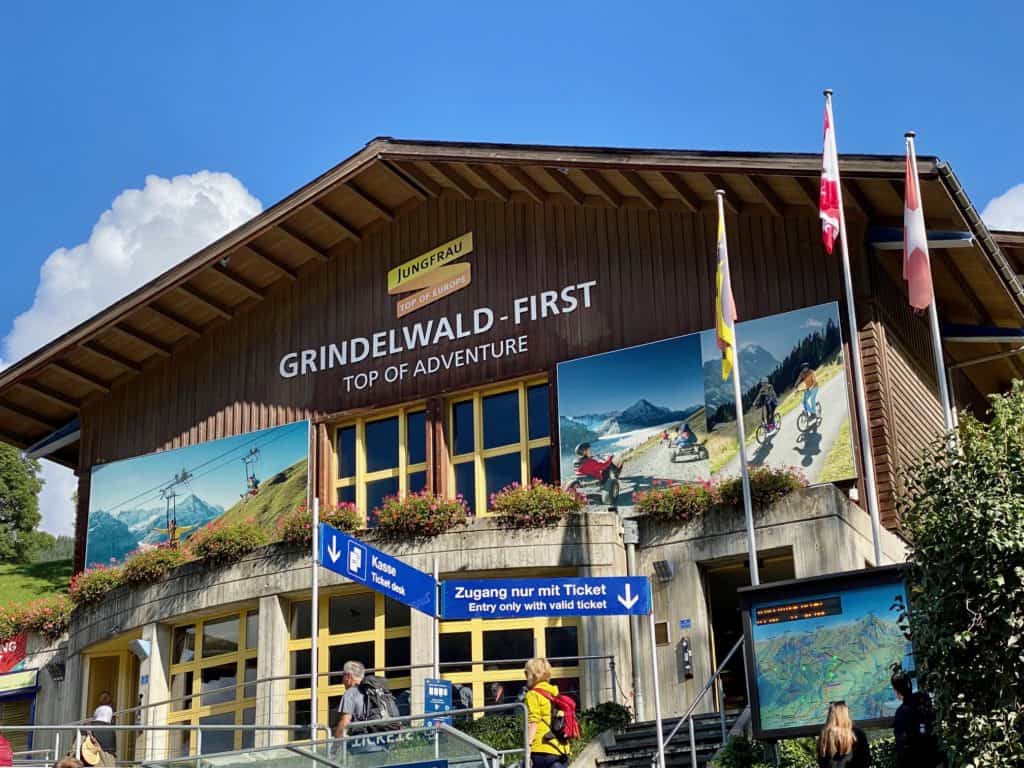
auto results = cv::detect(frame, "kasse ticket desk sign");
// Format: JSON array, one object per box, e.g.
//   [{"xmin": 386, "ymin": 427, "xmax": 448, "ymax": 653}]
[{"xmin": 318, "ymin": 522, "xmax": 437, "ymax": 616}]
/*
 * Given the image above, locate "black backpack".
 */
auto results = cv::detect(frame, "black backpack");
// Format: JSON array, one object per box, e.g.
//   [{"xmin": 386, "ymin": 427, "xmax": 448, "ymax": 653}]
[
  {"xmin": 904, "ymin": 693, "xmax": 943, "ymax": 765},
  {"xmin": 357, "ymin": 676, "xmax": 402, "ymax": 732}
]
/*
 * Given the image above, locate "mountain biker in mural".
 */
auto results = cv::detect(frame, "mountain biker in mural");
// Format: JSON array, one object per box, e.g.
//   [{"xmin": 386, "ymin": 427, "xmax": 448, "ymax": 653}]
[
  {"xmin": 753, "ymin": 379, "xmax": 779, "ymax": 428},
  {"xmin": 796, "ymin": 363, "xmax": 820, "ymax": 417},
  {"xmin": 574, "ymin": 443, "xmax": 622, "ymax": 482}
]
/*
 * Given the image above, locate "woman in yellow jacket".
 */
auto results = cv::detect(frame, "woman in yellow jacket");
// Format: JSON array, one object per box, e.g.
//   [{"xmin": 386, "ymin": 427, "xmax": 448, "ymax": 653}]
[{"xmin": 524, "ymin": 657, "xmax": 572, "ymax": 768}]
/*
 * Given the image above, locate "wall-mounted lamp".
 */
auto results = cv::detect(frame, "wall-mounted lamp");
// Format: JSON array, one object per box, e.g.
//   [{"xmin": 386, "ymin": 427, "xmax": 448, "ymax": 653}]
[
  {"xmin": 45, "ymin": 654, "xmax": 66, "ymax": 683},
  {"xmin": 652, "ymin": 560, "xmax": 675, "ymax": 583},
  {"xmin": 129, "ymin": 639, "xmax": 152, "ymax": 661}
]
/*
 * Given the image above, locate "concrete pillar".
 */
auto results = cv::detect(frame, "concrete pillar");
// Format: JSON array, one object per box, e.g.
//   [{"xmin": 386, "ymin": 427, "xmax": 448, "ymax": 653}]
[
  {"xmin": 255, "ymin": 596, "xmax": 290, "ymax": 748},
  {"xmin": 136, "ymin": 622, "xmax": 171, "ymax": 762},
  {"xmin": 409, "ymin": 603, "xmax": 434, "ymax": 716}
]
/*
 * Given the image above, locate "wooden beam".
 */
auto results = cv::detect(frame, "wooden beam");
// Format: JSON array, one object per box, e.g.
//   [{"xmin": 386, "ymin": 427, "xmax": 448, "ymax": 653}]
[
  {"xmin": 0, "ymin": 401, "xmax": 61, "ymax": 431},
  {"xmin": 175, "ymin": 284, "xmax": 233, "ymax": 320},
  {"xmin": 581, "ymin": 169, "xmax": 623, "ymax": 207},
  {"xmin": 431, "ymin": 163, "xmax": 479, "ymax": 200},
  {"xmin": 393, "ymin": 162, "xmax": 443, "ymax": 197},
  {"xmin": 542, "ymin": 167, "xmax": 586, "ymax": 205},
  {"xmin": 795, "ymin": 176, "xmax": 821, "ymax": 211},
  {"xmin": 243, "ymin": 243, "xmax": 298, "ymax": 281},
  {"xmin": 889, "ymin": 179, "xmax": 906, "ymax": 203},
  {"xmin": 146, "ymin": 304, "xmax": 203, "ymax": 337},
  {"xmin": 81, "ymin": 341, "xmax": 144, "ymax": 373},
  {"xmin": 378, "ymin": 159, "xmax": 429, "ymax": 200},
  {"xmin": 211, "ymin": 263, "xmax": 265, "ymax": 300},
  {"xmin": 659, "ymin": 172, "xmax": 701, "ymax": 212},
  {"xmin": 505, "ymin": 166, "xmax": 547, "ymax": 205},
  {"xmin": 750, "ymin": 176, "xmax": 785, "ymax": 218},
  {"xmin": 112, "ymin": 323, "xmax": 174, "ymax": 357},
  {"xmin": 276, "ymin": 223, "xmax": 329, "ymax": 259},
  {"xmin": 466, "ymin": 164, "xmax": 511, "ymax": 202},
  {"xmin": 310, "ymin": 202, "xmax": 361, "ymax": 242},
  {"xmin": 0, "ymin": 427, "xmax": 28, "ymax": 447},
  {"xmin": 345, "ymin": 181, "xmax": 395, "ymax": 221},
  {"xmin": 843, "ymin": 180, "xmax": 875, "ymax": 220},
  {"xmin": 16, "ymin": 381, "xmax": 79, "ymax": 411},
  {"xmin": 705, "ymin": 174, "xmax": 742, "ymax": 214},
  {"xmin": 48, "ymin": 361, "xmax": 110, "ymax": 394},
  {"xmin": 621, "ymin": 171, "xmax": 663, "ymax": 210}
]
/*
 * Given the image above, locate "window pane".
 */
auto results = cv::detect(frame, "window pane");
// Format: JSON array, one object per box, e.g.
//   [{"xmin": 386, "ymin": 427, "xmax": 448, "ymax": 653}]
[
  {"xmin": 394, "ymin": 688, "xmax": 411, "ymax": 717},
  {"xmin": 385, "ymin": 598, "xmax": 410, "ymax": 628},
  {"xmin": 329, "ymin": 641, "xmax": 376, "ymax": 685},
  {"xmin": 545, "ymin": 626, "xmax": 579, "ymax": 662},
  {"xmin": 202, "ymin": 616, "xmax": 239, "ymax": 658},
  {"xmin": 483, "ymin": 390, "xmax": 520, "ymax": 449},
  {"xmin": 200, "ymin": 662, "xmax": 238, "ymax": 706},
  {"xmin": 173, "ymin": 625, "xmax": 196, "ymax": 665},
  {"xmin": 454, "ymin": 462, "xmax": 476, "ymax": 515},
  {"xmin": 245, "ymin": 611, "xmax": 259, "ymax": 650},
  {"xmin": 290, "ymin": 601, "xmax": 311, "ymax": 639},
  {"xmin": 530, "ymin": 446, "xmax": 552, "ymax": 484},
  {"xmin": 170, "ymin": 671, "xmax": 193, "ymax": 711},
  {"xmin": 243, "ymin": 657, "xmax": 258, "ymax": 699},
  {"xmin": 528, "ymin": 384, "xmax": 550, "ymax": 440},
  {"xmin": 199, "ymin": 711, "xmax": 235, "ymax": 754},
  {"xmin": 440, "ymin": 632, "xmax": 472, "ymax": 674},
  {"xmin": 241, "ymin": 707, "xmax": 255, "ymax": 750},
  {"xmin": 173, "ymin": 729, "xmax": 190, "ymax": 758},
  {"xmin": 483, "ymin": 628, "xmax": 534, "ymax": 670},
  {"xmin": 385, "ymin": 637, "xmax": 411, "ymax": 672},
  {"xmin": 366, "ymin": 476, "xmax": 400, "ymax": 527},
  {"xmin": 485, "ymin": 453, "xmax": 522, "ymax": 503},
  {"xmin": 486, "ymin": 678, "xmax": 526, "ymax": 706},
  {"xmin": 327, "ymin": 694, "xmax": 343, "ymax": 730},
  {"xmin": 289, "ymin": 700, "xmax": 311, "ymax": 742},
  {"xmin": 408, "ymin": 470, "xmax": 427, "ymax": 494},
  {"xmin": 365, "ymin": 417, "xmax": 399, "ymax": 473},
  {"xmin": 329, "ymin": 593, "xmax": 375, "ymax": 634},
  {"xmin": 407, "ymin": 411, "xmax": 427, "ymax": 466},
  {"xmin": 290, "ymin": 649, "xmax": 311, "ymax": 691},
  {"xmin": 337, "ymin": 426, "xmax": 356, "ymax": 479},
  {"xmin": 337, "ymin": 485, "xmax": 356, "ymax": 505},
  {"xmin": 452, "ymin": 400, "xmax": 474, "ymax": 456}
]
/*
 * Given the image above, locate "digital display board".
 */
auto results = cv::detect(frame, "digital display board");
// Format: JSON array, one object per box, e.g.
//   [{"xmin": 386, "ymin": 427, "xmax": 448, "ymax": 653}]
[{"xmin": 740, "ymin": 566, "xmax": 913, "ymax": 739}]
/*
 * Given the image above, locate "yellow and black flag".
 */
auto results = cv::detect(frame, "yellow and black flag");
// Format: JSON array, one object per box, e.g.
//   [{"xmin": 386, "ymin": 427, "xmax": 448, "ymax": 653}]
[{"xmin": 714, "ymin": 203, "xmax": 737, "ymax": 381}]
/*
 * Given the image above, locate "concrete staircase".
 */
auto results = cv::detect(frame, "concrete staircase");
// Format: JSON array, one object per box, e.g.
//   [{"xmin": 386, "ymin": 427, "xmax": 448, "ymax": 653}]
[{"xmin": 596, "ymin": 711, "xmax": 742, "ymax": 768}]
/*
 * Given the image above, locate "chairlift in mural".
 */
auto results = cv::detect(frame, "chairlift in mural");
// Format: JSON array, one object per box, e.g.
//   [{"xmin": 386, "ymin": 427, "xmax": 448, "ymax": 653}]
[
  {"xmin": 240, "ymin": 447, "xmax": 261, "ymax": 499},
  {"xmin": 153, "ymin": 468, "xmax": 195, "ymax": 544}
]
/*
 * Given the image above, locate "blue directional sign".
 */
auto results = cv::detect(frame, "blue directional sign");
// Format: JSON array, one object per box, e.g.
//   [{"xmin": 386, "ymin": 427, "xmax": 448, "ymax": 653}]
[
  {"xmin": 318, "ymin": 523, "xmax": 437, "ymax": 616},
  {"xmin": 424, "ymin": 678, "xmax": 453, "ymax": 726},
  {"xmin": 441, "ymin": 576, "xmax": 652, "ymax": 619}
]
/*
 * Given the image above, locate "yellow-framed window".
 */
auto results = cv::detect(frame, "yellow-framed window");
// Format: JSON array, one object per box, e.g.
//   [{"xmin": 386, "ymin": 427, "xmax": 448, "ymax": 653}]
[
  {"xmin": 448, "ymin": 377, "xmax": 552, "ymax": 515},
  {"xmin": 334, "ymin": 403, "xmax": 428, "ymax": 526},
  {"xmin": 286, "ymin": 587, "xmax": 412, "ymax": 736},
  {"xmin": 166, "ymin": 608, "xmax": 260, "ymax": 756}
]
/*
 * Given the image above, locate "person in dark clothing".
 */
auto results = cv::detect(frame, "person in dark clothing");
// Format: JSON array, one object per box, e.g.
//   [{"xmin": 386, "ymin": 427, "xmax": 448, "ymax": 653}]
[
  {"xmin": 891, "ymin": 671, "xmax": 943, "ymax": 768},
  {"xmin": 817, "ymin": 702, "xmax": 871, "ymax": 768},
  {"xmin": 753, "ymin": 378, "xmax": 779, "ymax": 427}
]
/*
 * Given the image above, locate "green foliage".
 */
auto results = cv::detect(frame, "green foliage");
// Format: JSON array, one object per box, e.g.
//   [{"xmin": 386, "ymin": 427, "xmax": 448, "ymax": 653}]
[
  {"xmin": 636, "ymin": 481, "xmax": 716, "ymax": 522},
  {"xmin": 0, "ymin": 559, "xmax": 71, "ymax": 603},
  {"xmin": 122, "ymin": 544, "xmax": 188, "ymax": 586},
  {"xmin": 219, "ymin": 458, "xmax": 309, "ymax": 529},
  {"xmin": 188, "ymin": 518, "xmax": 268, "ymax": 565},
  {"xmin": 489, "ymin": 480, "xmax": 586, "ymax": 529},
  {"xmin": 375, "ymin": 492, "xmax": 468, "ymax": 538},
  {"xmin": 580, "ymin": 701, "xmax": 633, "ymax": 732},
  {"xmin": 277, "ymin": 502, "xmax": 361, "ymax": 546},
  {"xmin": 717, "ymin": 465, "xmax": 807, "ymax": 510},
  {"xmin": 637, "ymin": 466, "xmax": 806, "ymax": 523},
  {"xmin": 32, "ymin": 535, "xmax": 75, "ymax": 563},
  {"xmin": 899, "ymin": 381, "xmax": 1024, "ymax": 766},
  {"xmin": 0, "ymin": 595, "xmax": 72, "ymax": 642},
  {"xmin": 713, "ymin": 736, "xmax": 816, "ymax": 768},
  {"xmin": 68, "ymin": 564, "xmax": 124, "ymax": 607},
  {"xmin": 0, "ymin": 443, "xmax": 44, "ymax": 563}
]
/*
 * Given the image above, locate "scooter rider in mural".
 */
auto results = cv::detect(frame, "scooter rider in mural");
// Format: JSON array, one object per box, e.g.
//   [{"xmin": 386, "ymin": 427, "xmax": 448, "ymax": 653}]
[
  {"xmin": 796, "ymin": 363, "xmax": 820, "ymax": 417},
  {"xmin": 573, "ymin": 443, "xmax": 623, "ymax": 483}
]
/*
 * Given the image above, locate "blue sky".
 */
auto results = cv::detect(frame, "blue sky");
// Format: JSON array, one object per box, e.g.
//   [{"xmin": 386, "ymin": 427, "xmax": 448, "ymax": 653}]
[
  {"xmin": 89, "ymin": 421, "xmax": 308, "ymax": 515},
  {"xmin": 752, "ymin": 581, "xmax": 908, "ymax": 642},
  {"xmin": 2, "ymin": 1, "xmax": 1022, "ymax": 534},
  {"xmin": 699, "ymin": 302, "xmax": 842, "ymax": 363},
  {"xmin": 558, "ymin": 332, "xmax": 705, "ymax": 416}
]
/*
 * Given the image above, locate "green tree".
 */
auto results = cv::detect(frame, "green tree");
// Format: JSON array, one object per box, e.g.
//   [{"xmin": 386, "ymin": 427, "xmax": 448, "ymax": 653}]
[
  {"xmin": 900, "ymin": 381, "xmax": 1024, "ymax": 766},
  {"xmin": 0, "ymin": 443, "xmax": 43, "ymax": 563}
]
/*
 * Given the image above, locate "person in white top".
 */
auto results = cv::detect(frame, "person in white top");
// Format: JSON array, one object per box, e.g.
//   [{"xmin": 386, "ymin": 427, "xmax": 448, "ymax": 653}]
[{"xmin": 92, "ymin": 691, "xmax": 114, "ymax": 723}]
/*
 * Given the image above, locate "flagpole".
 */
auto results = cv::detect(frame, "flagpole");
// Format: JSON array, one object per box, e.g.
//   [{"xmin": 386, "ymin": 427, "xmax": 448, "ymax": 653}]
[
  {"xmin": 826, "ymin": 90, "xmax": 885, "ymax": 567},
  {"xmin": 717, "ymin": 190, "xmax": 760, "ymax": 587},
  {"xmin": 907, "ymin": 131, "xmax": 955, "ymax": 434}
]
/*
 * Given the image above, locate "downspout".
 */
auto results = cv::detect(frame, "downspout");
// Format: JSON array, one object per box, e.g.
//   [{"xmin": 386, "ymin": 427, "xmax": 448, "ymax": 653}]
[{"xmin": 623, "ymin": 517, "xmax": 646, "ymax": 721}]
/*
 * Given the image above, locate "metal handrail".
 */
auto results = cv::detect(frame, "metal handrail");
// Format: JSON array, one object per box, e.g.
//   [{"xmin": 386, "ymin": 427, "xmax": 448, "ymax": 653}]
[{"xmin": 653, "ymin": 637, "xmax": 744, "ymax": 768}]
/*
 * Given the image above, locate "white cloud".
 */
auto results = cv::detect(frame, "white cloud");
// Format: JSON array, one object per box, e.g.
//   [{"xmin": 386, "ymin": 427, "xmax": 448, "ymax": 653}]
[
  {"xmin": 802, "ymin": 318, "xmax": 824, "ymax": 329},
  {"xmin": 981, "ymin": 183, "xmax": 1024, "ymax": 232},
  {"xmin": 3, "ymin": 171, "xmax": 263, "ymax": 536}
]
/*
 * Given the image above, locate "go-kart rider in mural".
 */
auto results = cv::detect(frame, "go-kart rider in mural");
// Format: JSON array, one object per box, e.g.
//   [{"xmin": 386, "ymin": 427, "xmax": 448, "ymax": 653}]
[
  {"xmin": 573, "ymin": 443, "xmax": 623, "ymax": 483},
  {"xmin": 673, "ymin": 423, "xmax": 698, "ymax": 448}
]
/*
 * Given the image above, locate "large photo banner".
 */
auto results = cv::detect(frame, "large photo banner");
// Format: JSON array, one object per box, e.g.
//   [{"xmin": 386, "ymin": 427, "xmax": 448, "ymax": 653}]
[
  {"xmin": 86, "ymin": 420, "xmax": 309, "ymax": 567},
  {"xmin": 556, "ymin": 302, "xmax": 855, "ymax": 511}
]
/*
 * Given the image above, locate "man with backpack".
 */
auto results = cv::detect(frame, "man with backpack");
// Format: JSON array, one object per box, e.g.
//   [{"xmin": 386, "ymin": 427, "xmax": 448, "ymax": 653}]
[
  {"xmin": 891, "ymin": 671, "xmax": 944, "ymax": 768},
  {"xmin": 333, "ymin": 660, "xmax": 401, "ymax": 753},
  {"xmin": 524, "ymin": 657, "xmax": 578, "ymax": 768}
]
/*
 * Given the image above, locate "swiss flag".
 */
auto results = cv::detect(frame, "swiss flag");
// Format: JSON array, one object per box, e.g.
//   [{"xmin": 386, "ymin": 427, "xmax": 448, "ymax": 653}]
[
  {"xmin": 820, "ymin": 98, "xmax": 841, "ymax": 254},
  {"xmin": 904, "ymin": 137, "xmax": 935, "ymax": 310}
]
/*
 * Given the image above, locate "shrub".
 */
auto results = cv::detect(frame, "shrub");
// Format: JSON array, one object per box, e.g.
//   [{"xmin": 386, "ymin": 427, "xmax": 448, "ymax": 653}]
[
  {"xmin": 635, "ymin": 481, "xmax": 715, "ymax": 523},
  {"xmin": 122, "ymin": 544, "xmax": 189, "ymax": 586},
  {"xmin": 712, "ymin": 735, "xmax": 816, "ymax": 768},
  {"xmin": 460, "ymin": 714, "xmax": 524, "ymax": 755},
  {"xmin": 0, "ymin": 595, "xmax": 73, "ymax": 642},
  {"xmin": 277, "ymin": 502, "xmax": 361, "ymax": 546},
  {"xmin": 580, "ymin": 701, "xmax": 633, "ymax": 733},
  {"xmin": 188, "ymin": 518, "xmax": 268, "ymax": 565},
  {"xmin": 490, "ymin": 480, "xmax": 586, "ymax": 529},
  {"xmin": 68, "ymin": 564, "xmax": 124, "ymax": 607},
  {"xmin": 374, "ymin": 492, "xmax": 469, "ymax": 539},
  {"xmin": 716, "ymin": 465, "xmax": 806, "ymax": 510}
]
